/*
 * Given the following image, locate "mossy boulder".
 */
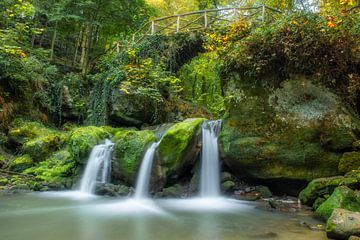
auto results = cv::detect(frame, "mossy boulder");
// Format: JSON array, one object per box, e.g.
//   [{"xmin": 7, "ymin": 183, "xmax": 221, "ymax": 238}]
[
  {"xmin": 157, "ymin": 118, "xmax": 205, "ymax": 178},
  {"xmin": 67, "ymin": 126, "xmax": 111, "ymax": 163},
  {"xmin": 339, "ymin": 152, "xmax": 360, "ymax": 173},
  {"xmin": 220, "ymin": 78, "xmax": 360, "ymax": 190},
  {"xmin": 22, "ymin": 133, "xmax": 66, "ymax": 162},
  {"xmin": 112, "ymin": 129, "xmax": 156, "ymax": 185},
  {"xmin": 23, "ymin": 150, "xmax": 76, "ymax": 189},
  {"xmin": 8, "ymin": 155, "xmax": 33, "ymax": 172},
  {"xmin": 326, "ymin": 209, "xmax": 360, "ymax": 240},
  {"xmin": 8, "ymin": 121, "xmax": 53, "ymax": 144},
  {"xmin": 299, "ymin": 174, "xmax": 360, "ymax": 206},
  {"xmin": 315, "ymin": 186, "xmax": 360, "ymax": 220}
]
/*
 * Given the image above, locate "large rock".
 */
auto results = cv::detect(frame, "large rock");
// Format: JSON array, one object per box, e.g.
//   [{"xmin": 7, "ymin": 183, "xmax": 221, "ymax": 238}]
[
  {"xmin": 315, "ymin": 186, "xmax": 360, "ymax": 220},
  {"xmin": 109, "ymin": 89, "xmax": 163, "ymax": 127},
  {"xmin": 220, "ymin": 78, "xmax": 360, "ymax": 191},
  {"xmin": 339, "ymin": 152, "xmax": 360, "ymax": 173},
  {"xmin": 67, "ymin": 126, "xmax": 111, "ymax": 163},
  {"xmin": 299, "ymin": 173, "xmax": 360, "ymax": 206},
  {"xmin": 111, "ymin": 129, "xmax": 156, "ymax": 185},
  {"xmin": 326, "ymin": 209, "xmax": 360, "ymax": 240},
  {"xmin": 157, "ymin": 118, "xmax": 205, "ymax": 181}
]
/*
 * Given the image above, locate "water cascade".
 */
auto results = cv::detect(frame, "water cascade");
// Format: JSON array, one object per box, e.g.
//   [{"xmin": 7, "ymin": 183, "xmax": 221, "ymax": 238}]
[
  {"xmin": 134, "ymin": 142, "xmax": 159, "ymax": 199},
  {"xmin": 79, "ymin": 139, "xmax": 114, "ymax": 194},
  {"xmin": 200, "ymin": 120, "xmax": 222, "ymax": 198}
]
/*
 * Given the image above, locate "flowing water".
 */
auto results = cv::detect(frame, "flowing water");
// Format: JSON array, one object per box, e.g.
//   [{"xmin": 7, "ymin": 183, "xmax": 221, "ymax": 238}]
[
  {"xmin": 0, "ymin": 193, "xmax": 327, "ymax": 240},
  {"xmin": 134, "ymin": 142, "xmax": 159, "ymax": 199},
  {"xmin": 79, "ymin": 139, "xmax": 114, "ymax": 193},
  {"xmin": 200, "ymin": 120, "xmax": 222, "ymax": 198}
]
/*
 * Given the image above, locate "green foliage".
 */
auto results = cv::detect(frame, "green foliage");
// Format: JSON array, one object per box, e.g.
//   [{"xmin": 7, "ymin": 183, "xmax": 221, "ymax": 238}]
[
  {"xmin": 8, "ymin": 120, "xmax": 53, "ymax": 144},
  {"xmin": 221, "ymin": 11, "xmax": 360, "ymax": 112},
  {"xmin": 24, "ymin": 150, "xmax": 76, "ymax": 187},
  {"xmin": 179, "ymin": 52, "xmax": 225, "ymax": 118},
  {"xmin": 9, "ymin": 154, "xmax": 34, "ymax": 172}
]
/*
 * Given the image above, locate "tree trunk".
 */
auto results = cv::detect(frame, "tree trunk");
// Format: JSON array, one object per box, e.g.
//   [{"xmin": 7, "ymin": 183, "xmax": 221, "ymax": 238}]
[{"xmin": 50, "ymin": 23, "xmax": 58, "ymax": 60}]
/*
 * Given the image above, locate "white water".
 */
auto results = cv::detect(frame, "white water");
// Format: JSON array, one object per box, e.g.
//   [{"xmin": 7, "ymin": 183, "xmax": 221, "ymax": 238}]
[
  {"xmin": 200, "ymin": 120, "xmax": 222, "ymax": 198},
  {"xmin": 79, "ymin": 139, "xmax": 114, "ymax": 194},
  {"xmin": 134, "ymin": 142, "xmax": 159, "ymax": 199}
]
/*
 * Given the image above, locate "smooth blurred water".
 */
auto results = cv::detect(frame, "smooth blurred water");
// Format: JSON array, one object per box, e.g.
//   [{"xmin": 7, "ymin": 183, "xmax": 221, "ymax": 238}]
[
  {"xmin": 134, "ymin": 142, "xmax": 159, "ymax": 199},
  {"xmin": 79, "ymin": 139, "xmax": 114, "ymax": 193},
  {"xmin": 200, "ymin": 120, "xmax": 222, "ymax": 197},
  {"xmin": 0, "ymin": 193, "xmax": 327, "ymax": 240}
]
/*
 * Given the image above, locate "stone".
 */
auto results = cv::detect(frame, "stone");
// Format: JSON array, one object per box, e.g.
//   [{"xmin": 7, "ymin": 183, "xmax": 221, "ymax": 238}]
[
  {"xmin": 315, "ymin": 186, "xmax": 360, "ymax": 220},
  {"xmin": 221, "ymin": 172, "xmax": 232, "ymax": 182},
  {"xmin": 256, "ymin": 185, "xmax": 273, "ymax": 198},
  {"xmin": 349, "ymin": 236, "xmax": 360, "ymax": 240},
  {"xmin": 95, "ymin": 183, "xmax": 130, "ymax": 197},
  {"xmin": 339, "ymin": 152, "xmax": 360, "ymax": 173},
  {"xmin": 220, "ymin": 79, "xmax": 360, "ymax": 192},
  {"xmin": 299, "ymin": 175, "xmax": 359, "ymax": 206},
  {"xmin": 112, "ymin": 129, "xmax": 156, "ymax": 185},
  {"xmin": 157, "ymin": 118, "xmax": 205, "ymax": 179},
  {"xmin": 8, "ymin": 155, "xmax": 33, "ymax": 172},
  {"xmin": 222, "ymin": 180, "xmax": 235, "ymax": 192},
  {"xmin": 326, "ymin": 209, "xmax": 360, "ymax": 240}
]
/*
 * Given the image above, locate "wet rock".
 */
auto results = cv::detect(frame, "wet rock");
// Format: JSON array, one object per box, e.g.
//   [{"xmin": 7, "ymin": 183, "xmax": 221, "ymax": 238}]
[
  {"xmin": 349, "ymin": 236, "xmax": 360, "ymax": 240},
  {"xmin": 326, "ymin": 208, "xmax": 360, "ymax": 240},
  {"xmin": 157, "ymin": 118, "xmax": 205, "ymax": 181},
  {"xmin": 256, "ymin": 185, "xmax": 273, "ymax": 198},
  {"xmin": 315, "ymin": 186, "xmax": 360, "ymax": 220},
  {"xmin": 222, "ymin": 180, "xmax": 235, "ymax": 192},
  {"xmin": 221, "ymin": 172, "xmax": 232, "ymax": 182},
  {"xmin": 111, "ymin": 129, "xmax": 156, "ymax": 185},
  {"xmin": 299, "ymin": 173, "xmax": 360, "ymax": 206},
  {"xmin": 249, "ymin": 232, "xmax": 278, "ymax": 238},
  {"xmin": 95, "ymin": 183, "xmax": 130, "ymax": 197}
]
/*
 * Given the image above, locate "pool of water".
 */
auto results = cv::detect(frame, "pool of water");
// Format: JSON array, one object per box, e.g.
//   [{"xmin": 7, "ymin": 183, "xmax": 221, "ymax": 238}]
[{"xmin": 0, "ymin": 192, "xmax": 327, "ymax": 240}]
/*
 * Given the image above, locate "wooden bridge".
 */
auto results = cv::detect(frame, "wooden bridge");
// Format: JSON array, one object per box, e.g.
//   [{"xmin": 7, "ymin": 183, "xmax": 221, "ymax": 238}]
[{"xmin": 129, "ymin": 5, "xmax": 281, "ymax": 43}]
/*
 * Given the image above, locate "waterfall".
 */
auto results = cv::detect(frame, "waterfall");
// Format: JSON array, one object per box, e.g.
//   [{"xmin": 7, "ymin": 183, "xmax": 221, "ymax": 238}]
[
  {"xmin": 200, "ymin": 120, "xmax": 222, "ymax": 198},
  {"xmin": 79, "ymin": 139, "xmax": 114, "ymax": 194},
  {"xmin": 134, "ymin": 142, "xmax": 159, "ymax": 199}
]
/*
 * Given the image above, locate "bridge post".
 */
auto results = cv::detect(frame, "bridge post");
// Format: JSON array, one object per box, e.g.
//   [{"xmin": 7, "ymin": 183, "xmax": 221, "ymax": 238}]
[
  {"xmin": 204, "ymin": 11, "xmax": 208, "ymax": 28},
  {"xmin": 151, "ymin": 20, "xmax": 155, "ymax": 35},
  {"xmin": 176, "ymin": 16, "xmax": 180, "ymax": 32}
]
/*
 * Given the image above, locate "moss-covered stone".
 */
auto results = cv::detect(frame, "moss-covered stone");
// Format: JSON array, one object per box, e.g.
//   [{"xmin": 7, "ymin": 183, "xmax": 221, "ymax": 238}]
[
  {"xmin": 299, "ymin": 176, "xmax": 359, "ymax": 206},
  {"xmin": 222, "ymin": 180, "xmax": 235, "ymax": 192},
  {"xmin": 112, "ymin": 129, "xmax": 156, "ymax": 184},
  {"xmin": 220, "ymin": 79, "xmax": 360, "ymax": 188},
  {"xmin": 326, "ymin": 209, "xmax": 360, "ymax": 239},
  {"xmin": 339, "ymin": 152, "xmax": 360, "ymax": 173},
  {"xmin": 22, "ymin": 133, "xmax": 67, "ymax": 162},
  {"xmin": 315, "ymin": 186, "xmax": 360, "ymax": 220},
  {"xmin": 8, "ymin": 155, "xmax": 33, "ymax": 172},
  {"xmin": 67, "ymin": 126, "xmax": 111, "ymax": 163},
  {"xmin": 8, "ymin": 120, "xmax": 53, "ymax": 144},
  {"xmin": 157, "ymin": 118, "xmax": 205, "ymax": 177},
  {"xmin": 23, "ymin": 150, "xmax": 76, "ymax": 188}
]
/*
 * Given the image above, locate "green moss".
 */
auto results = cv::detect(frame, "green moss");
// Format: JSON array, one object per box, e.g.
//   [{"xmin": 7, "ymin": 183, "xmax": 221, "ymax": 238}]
[
  {"xmin": 222, "ymin": 180, "xmax": 235, "ymax": 192},
  {"xmin": 22, "ymin": 132, "xmax": 67, "ymax": 162},
  {"xmin": 0, "ymin": 177, "xmax": 9, "ymax": 185},
  {"xmin": 24, "ymin": 150, "xmax": 76, "ymax": 187},
  {"xmin": 299, "ymin": 176, "xmax": 359, "ymax": 206},
  {"xmin": 9, "ymin": 120, "xmax": 53, "ymax": 144},
  {"xmin": 8, "ymin": 154, "xmax": 33, "ymax": 172},
  {"xmin": 67, "ymin": 126, "xmax": 111, "ymax": 162},
  {"xmin": 315, "ymin": 186, "xmax": 360, "ymax": 220},
  {"xmin": 112, "ymin": 129, "xmax": 156, "ymax": 184},
  {"xmin": 339, "ymin": 152, "xmax": 360, "ymax": 173},
  {"xmin": 157, "ymin": 118, "xmax": 205, "ymax": 175}
]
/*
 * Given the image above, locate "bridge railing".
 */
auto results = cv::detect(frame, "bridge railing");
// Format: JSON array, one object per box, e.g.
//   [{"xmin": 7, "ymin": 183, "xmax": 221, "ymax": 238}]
[
  {"xmin": 113, "ymin": 5, "xmax": 281, "ymax": 51},
  {"xmin": 133, "ymin": 5, "xmax": 280, "ymax": 41}
]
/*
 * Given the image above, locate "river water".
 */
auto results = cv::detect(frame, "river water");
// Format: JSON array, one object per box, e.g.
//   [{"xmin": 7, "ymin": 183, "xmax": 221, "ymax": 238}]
[{"xmin": 0, "ymin": 193, "xmax": 327, "ymax": 240}]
